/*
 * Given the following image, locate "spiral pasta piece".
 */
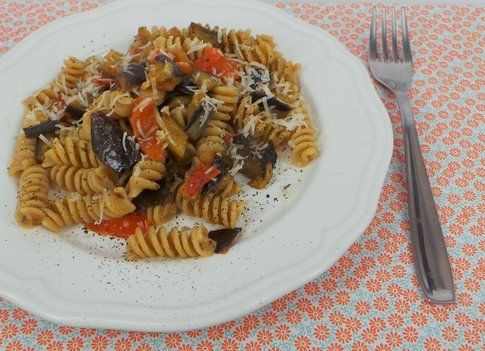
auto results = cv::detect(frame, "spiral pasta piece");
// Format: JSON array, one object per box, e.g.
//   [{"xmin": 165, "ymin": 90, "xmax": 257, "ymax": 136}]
[
  {"xmin": 126, "ymin": 225, "xmax": 215, "ymax": 260},
  {"xmin": 201, "ymin": 120, "xmax": 234, "ymax": 139},
  {"xmin": 182, "ymin": 37, "xmax": 211, "ymax": 60},
  {"xmin": 23, "ymin": 84, "xmax": 58, "ymax": 109},
  {"xmin": 146, "ymin": 202, "xmax": 178, "ymax": 226},
  {"xmin": 210, "ymin": 85, "xmax": 238, "ymax": 114},
  {"xmin": 41, "ymin": 187, "xmax": 135, "ymax": 232},
  {"xmin": 214, "ymin": 174, "xmax": 240, "ymax": 197},
  {"xmin": 170, "ymin": 106, "xmax": 188, "ymax": 129},
  {"xmin": 129, "ymin": 26, "xmax": 154, "ymax": 57},
  {"xmin": 50, "ymin": 165, "xmax": 117, "ymax": 195},
  {"xmin": 196, "ymin": 135, "xmax": 226, "ymax": 163},
  {"xmin": 153, "ymin": 35, "xmax": 182, "ymax": 52},
  {"xmin": 176, "ymin": 190, "xmax": 245, "ymax": 228},
  {"xmin": 290, "ymin": 127, "xmax": 319, "ymax": 167},
  {"xmin": 55, "ymin": 56, "xmax": 85, "ymax": 91},
  {"xmin": 288, "ymin": 101, "xmax": 319, "ymax": 167},
  {"xmin": 112, "ymin": 95, "xmax": 134, "ymax": 119},
  {"xmin": 42, "ymin": 136, "xmax": 100, "ymax": 168},
  {"xmin": 9, "ymin": 132, "xmax": 37, "ymax": 176},
  {"xmin": 217, "ymin": 28, "xmax": 279, "ymax": 66},
  {"xmin": 15, "ymin": 165, "xmax": 50, "ymax": 228},
  {"xmin": 270, "ymin": 56, "xmax": 301, "ymax": 86},
  {"xmin": 100, "ymin": 49, "xmax": 122, "ymax": 76},
  {"xmin": 233, "ymin": 95, "xmax": 255, "ymax": 131},
  {"xmin": 243, "ymin": 112, "xmax": 291, "ymax": 149},
  {"xmin": 127, "ymin": 160, "xmax": 166, "ymax": 199}
]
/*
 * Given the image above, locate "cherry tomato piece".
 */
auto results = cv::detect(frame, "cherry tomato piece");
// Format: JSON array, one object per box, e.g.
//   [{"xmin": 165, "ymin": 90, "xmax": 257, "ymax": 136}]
[
  {"xmin": 180, "ymin": 162, "xmax": 221, "ymax": 200},
  {"xmin": 193, "ymin": 47, "xmax": 239, "ymax": 79},
  {"xmin": 131, "ymin": 96, "xmax": 166, "ymax": 161},
  {"xmin": 86, "ymin": 213, "xmax": 151, "ymax": 239}
]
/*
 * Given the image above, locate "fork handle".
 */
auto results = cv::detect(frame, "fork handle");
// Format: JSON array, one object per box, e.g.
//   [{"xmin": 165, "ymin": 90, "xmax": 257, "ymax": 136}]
[{"xmin": 395, "ymin": 90, "xmax": 455, "ymax": 304}]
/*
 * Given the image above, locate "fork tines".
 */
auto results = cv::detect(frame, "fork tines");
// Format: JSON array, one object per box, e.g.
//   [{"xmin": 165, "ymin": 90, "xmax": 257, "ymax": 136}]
[{"xmin": 370, "ymin": 7, "xmax": 412, "ymax": 63}]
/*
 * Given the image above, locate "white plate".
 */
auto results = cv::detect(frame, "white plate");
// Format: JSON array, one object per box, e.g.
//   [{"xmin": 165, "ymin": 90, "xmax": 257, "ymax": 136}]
[{"xmin": 0, "ymin": 0, "xmax": 392, "ymax": 331}]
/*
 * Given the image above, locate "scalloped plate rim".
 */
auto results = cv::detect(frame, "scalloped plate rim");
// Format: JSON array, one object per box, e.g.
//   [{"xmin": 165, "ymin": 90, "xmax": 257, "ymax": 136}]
[{"xmin": 0, "ymin": 0, "xmax": 393, "ymax": 331}]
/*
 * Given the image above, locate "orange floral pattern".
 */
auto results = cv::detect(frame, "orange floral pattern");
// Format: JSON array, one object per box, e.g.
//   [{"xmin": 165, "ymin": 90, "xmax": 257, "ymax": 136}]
[{"xmin": 0, "ymin": 1, "xmax": 484, "ymax": 350}]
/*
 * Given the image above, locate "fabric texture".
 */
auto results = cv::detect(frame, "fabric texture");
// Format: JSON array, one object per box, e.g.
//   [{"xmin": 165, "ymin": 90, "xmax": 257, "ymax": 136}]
[{"xmin": 0, "ymin": 1, "xmax": 483, "ymax": 350}]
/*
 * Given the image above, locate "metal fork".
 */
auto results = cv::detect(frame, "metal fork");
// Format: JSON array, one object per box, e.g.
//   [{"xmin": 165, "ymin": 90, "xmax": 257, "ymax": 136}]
[{"xmin": 368, "ymin": 7, "xmax": 455, "ymax": 304}]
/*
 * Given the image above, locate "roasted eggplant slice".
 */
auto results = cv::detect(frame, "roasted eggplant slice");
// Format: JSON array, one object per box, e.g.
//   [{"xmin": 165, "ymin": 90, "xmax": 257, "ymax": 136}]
[
  {"xmin": 64, "ymin": 103, "xmax": 85, "ymax": 122},
  {"xmin": 175, "ymin": 76, "xmax": 197, "ymax": 95},
  {"xmin": 34, "ymin": 137, "xmax": 44, "ymax": 163},
  {"xmin": 249, "ymin": 163, "xmax": 273, "ymax": 189},
  {"xmin": 116, "ymin": 62, "xmax": 146, "ymax": 90},
  {"xmin": 231, "ymin": 134, "xmax": 251, "ymax": 159},
  {"xmin": 235, "ymin": 140, "xmax": 277, "ymax": 188},
  {"xmin": 155, "ymin": 55, "xmax": 185, "ymax": 77},
  {"xmin": 131, "ymin": 179, "xmax": 170, "ymax": 211},
  {"xmin": 23, "ymin": 120, "xmax": 59, "ymax": 138},
  {"xmin": 185, "ymin": 101, "xmax": 217, "ymax": 142},
  {"xmin": 188, "ymin": 22, "xmax": 219, "ymax": 47},
  {"xmin": 251, "ymin": 91, "xmax": 292, "ymax": 112},
  {"xmin": 91, "ymin": 113, "xmax": 140, "ymax": 173},
  {"xmin": 208, "ymin": 228, "xmax": 242, "ymax": 253}
]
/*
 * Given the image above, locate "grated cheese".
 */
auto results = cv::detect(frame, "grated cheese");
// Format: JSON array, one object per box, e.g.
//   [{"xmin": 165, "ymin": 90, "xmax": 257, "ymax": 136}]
[
  {"xmin": 135, "ymin": 97, "xmax": 153, "ymax": 113},
  {"xmin": 150, "ymin": 78, "xmax": 158, "ymax": 96},
  {"xmin": 132, "ymin": 165, "xmax": 142, "ymax": 177},
  {"xmin": 271, "ymin": 112, "xmax": 308, "ymax": 131},
  {"xmin": 38, "ymin": 134, "xmax": 52, "ymax": 147},
  {"xmin": 204, "ymin": 166, "xmax": 217, "ymax": 175},
  {"xmin": 228, "ymin": 144, "xmax": 246, "ymax": 175},
  {"xmin": 242, "ymin": 114, "xmax": 257, "ymax": 137},
  {"xmin": 187, "ymin": 42, "xmax": 209, "ymax": 55},
  {"xmin": 217, "ymin": 27, "xmax": 223, "ymax": 44},
  {"xmin": 120, "ymin": 53, "xmax": 134, "ymax": 71},
  {"xmin": 122, "ymin": 132, "xmax": 128, "ymax": 153},
  {"xmin": 233, "ymin": 37, "xmax": 245, "ymax": 60}
]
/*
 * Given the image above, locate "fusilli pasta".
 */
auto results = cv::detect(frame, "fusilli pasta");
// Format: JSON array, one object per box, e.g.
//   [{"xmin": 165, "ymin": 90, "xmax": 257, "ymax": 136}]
[
  {"xmin": 49, "ymin": 165, "xmax": 117, "ymax": 195},
  {"xmin": 126, "ymin": 225, "xmax": 215, "ymax": 260},
  {"xmin": 15, "ymin": 165, "xmax": 50, "ymax": 227},
  {"xmin": 127, "ymin": 160, "xmax": 166, "ymax": 199},
  {"xmin": 176, "ymin": 188, "xmax": 245, "ymax": 228},
  {"xmin": 9, "ymin": 22, "xmax": 318, "ymax": 260},
  {"xmin": 42, "ymin": 136, "xmax": 100, "ymax": 168},
  {"xmin": 42, "ymin": 188, "xmax": 135, "ymax": 232}
]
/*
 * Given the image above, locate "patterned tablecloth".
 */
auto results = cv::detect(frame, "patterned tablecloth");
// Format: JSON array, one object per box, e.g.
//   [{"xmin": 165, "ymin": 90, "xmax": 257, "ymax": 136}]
[{"xmin": 1, "ymin": 1, "xmax": 484, "ymax": 350}]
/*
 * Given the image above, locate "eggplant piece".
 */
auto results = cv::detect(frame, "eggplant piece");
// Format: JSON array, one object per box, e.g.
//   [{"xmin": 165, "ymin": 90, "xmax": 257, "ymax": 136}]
[
  {"xmin": 251, "ymin": 91, "xmax": 292, "ymax": 112},
  {"xmin": 249, "ymin": 163, "xmax": 273, "ymax": 189},
  {"xmin": 131, "ymin": 179, "xmax": 170, "ymax": 211},
  {"xmin": 258, "ymin": 141, "xmax": 278, "ymax": 173},
  {"xmin": 34, "ymin": 137, "xmax": 44, "ymax": 163},
  {"xmin": 23, "ymin": 120, "xmax": 59, "ymax": 138},
  {"xmin": 175, "ymin": 76, "xmax": 197, "ymax": 95},
  {"xmin": 155, "ymin": 55, "xmax": 185, "ymax": 77},
  {"xmin": 188, "ymin": 22, "xmax": 219, "ymax": 47},
  {"xmin": 208, "ymin": 228, "xmax": 242, "ymax": 253},
  {"xmin": 231, "ymin": 134, "xmax": 251, "ymax": 159},
  {"xmin": 64, "ymin": 103, "xmax": 85, "ymax": 122},
  {"xmin": 91, "ymin": 113, "xmax": 140, "ymax": 173},
  {"xmin": 247, "ymin": 66, "xmax": 270, "ymax": 90},
  {"xmin": 239, "ymin": 141, "xmax": 277, "ymax": 188},
  {"xmin": 202, "ymin": 155, "xmax": 229, "ymax": 195},
  {"xmin": 116, "ymin": 62, "xmax": 146, "ymax": 90},
  {"xmin": 185, "ymin": 101, "xmax": 216, "ymax": 142}
]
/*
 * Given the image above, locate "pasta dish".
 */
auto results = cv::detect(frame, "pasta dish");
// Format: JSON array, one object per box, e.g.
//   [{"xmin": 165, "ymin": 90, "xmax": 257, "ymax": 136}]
[{"xmin": 9, "ymin": 23, "xmax": 319, "ymax": 260}]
